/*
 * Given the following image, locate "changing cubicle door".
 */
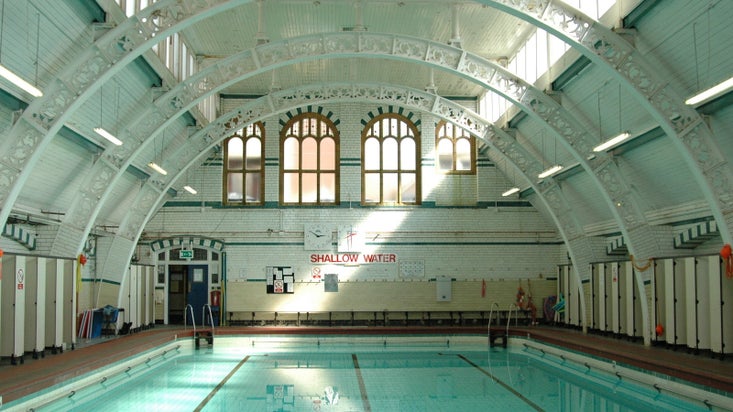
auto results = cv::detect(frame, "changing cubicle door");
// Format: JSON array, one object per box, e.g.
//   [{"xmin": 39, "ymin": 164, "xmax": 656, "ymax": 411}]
[
  {"xmin": 63, "ymin": 259, "xmax": 75, "ymax": 350},
  {"xmin": 24, "ymin": 257, "xmax": 37, "ymax": 356},
  {"xmin": 1, "ymin": 254, "xmax": 26, "ymax": 362},
  {"xmin": 669, "ymin": 258, "xmax": 688, "ymax": 347},
  {"xmin": 609, "ymin": 262, "xmax": 621, "ymax": 336},
  {"xmin": 128, "ymin": 265, "xmax": 139, "ymax": 330},
  {"xmin": 719, "ymin": 256, "xmax": 733, "ymax": 355},
  {"xmin": 684, "ymin": 256, "xmax": 713, "ymax": 353},
  {"xmin": 1, "ymin": 254, "xmax": 16, "ymax": 359},
  {"xmin": 652, "ymin": 260, "xmax": 668, "ymax": 344},
  {"xmin": 617, "ymin": 262, "xmax": 628, "ymax": 337},
  {"xmin": 596, "ymin": 263, "xmax": 608, "ymax": 333},
  {"xmin": 146, "ymin": 265, "xmax": 155, "ymax": 327},
  {"xmin": 603, "ymin": 263, "xmax": 613, "ymax": 333},
  {"xmin": 140, "ymin": 265, "xmax": 148, "ymax": 328},
  {"xmin": 623, "ymin": 262, "xmax": 643, "ymax": 340},
  {"xmin": 709, "ymin": 255, "xmax": 732, "ymax": 355},
  {"xmin": 24, "ymin": 257, "xmax": 46, "ymax": 357},
  {"xmin": 45, "ymin": 259, "xmax": 64, "ymax": 352},
  {"xmin": 35, "ymin": 258, "xmax": 47, "ymax": 355},
  {"xmin": 662, "ymin": 258, "xmax": 679, "ymax": 346},
  {"xmin": 591, "ymin": 264, "xmax": 601, "ymax": 331}
]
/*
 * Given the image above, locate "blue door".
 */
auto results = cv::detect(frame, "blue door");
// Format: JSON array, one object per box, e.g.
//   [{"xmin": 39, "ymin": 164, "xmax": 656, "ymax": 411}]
[{"xmin": 185, "ymin": 265, "xmax": 208, "ymax": 326}]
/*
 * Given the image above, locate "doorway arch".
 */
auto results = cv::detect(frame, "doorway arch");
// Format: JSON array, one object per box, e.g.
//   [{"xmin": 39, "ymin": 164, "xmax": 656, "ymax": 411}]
[{"xmin": 149, "ymin": 237, "xmax": 225, "ymax": 325}]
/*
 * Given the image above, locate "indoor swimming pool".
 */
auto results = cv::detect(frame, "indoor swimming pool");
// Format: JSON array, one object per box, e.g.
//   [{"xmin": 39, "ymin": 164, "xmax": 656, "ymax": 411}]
[{"xmin": 5, "ymin": 335, "xmax": 732, "ymax": 411}]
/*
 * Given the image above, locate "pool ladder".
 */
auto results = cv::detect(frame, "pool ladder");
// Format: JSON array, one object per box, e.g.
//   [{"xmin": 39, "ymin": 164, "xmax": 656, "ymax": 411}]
[
  {"xmin": 185, "ymin": 304, "xmax": 216, "ymax": 349},
  {"xmin": 488, "ymin": 303, "xmax": 519, "ymax": 348}
]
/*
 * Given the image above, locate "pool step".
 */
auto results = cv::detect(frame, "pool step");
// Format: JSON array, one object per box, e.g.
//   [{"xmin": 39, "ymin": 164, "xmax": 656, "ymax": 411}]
[
  {"xmin": 488, "ymin": 329, "xmax": 507, "ymax": 348},
  {"xmin": 194, "ymin": 330, "xmax": 214, "ymax": 349}
]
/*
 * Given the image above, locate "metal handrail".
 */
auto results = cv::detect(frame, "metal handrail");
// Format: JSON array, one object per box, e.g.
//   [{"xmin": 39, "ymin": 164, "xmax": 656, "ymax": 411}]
[
  {"xmin": 202, "ymin": 304, "xmax": 216, "ymax": 337},
  {"xmin": 184, "ymin": 304, "xmax": 196, "ymax": 335},
  {"xmin": 506, "ymin": 303, "xmax": 519, "ymax": 337},
  {"xmin": 487, "ymin": 302, "xmax": 500, "ymax": 336}
]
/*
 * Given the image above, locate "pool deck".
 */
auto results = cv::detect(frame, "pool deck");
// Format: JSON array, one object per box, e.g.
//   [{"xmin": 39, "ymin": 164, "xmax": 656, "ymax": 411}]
[{"xmin": 1, "ymin": 325, "xmax": 732, "ymax": 406}]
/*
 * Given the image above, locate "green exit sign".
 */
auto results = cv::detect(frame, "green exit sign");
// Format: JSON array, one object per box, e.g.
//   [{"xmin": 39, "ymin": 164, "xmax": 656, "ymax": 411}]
[{"xmin": 179, "ymin": 249, "xmax": 193, "ymax": 259}]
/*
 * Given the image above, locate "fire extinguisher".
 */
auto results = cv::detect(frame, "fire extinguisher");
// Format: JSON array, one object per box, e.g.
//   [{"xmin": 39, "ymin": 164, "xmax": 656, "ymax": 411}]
[{"xmin": 210, "ymin": 290, "xmax": 221, "ymax": 307}]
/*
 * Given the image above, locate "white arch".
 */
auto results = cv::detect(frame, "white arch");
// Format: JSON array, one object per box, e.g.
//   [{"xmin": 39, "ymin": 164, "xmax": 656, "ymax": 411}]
[
  {"xmin": 56, "ymin": 32, "xmax": 644, "ymax": 273},
  {"xmin": 99, "ymin": 83, "xmax": 591, "ymax": 332}
]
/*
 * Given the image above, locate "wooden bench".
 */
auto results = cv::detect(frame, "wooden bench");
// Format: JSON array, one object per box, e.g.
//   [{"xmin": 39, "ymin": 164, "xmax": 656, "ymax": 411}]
[
  {"xmin": 253, "ymin": 311, "xmax": 277, "ymax": 326},
  {"xmin": 224, "ymin": 309, "xmax": 534, "ymax": 327}
]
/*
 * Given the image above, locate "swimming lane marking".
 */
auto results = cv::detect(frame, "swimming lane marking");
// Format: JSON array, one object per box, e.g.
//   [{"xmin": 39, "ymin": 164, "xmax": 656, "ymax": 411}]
[
  {"xmin": 194, "ymin": 355, "xmax": 251, "ymax": 412},
  {"xmin": 457, "ymin": 354, "xmax": 544, "ymax": 412},
  {"xmin": 352, "ymin": 354, "xmax": 372, "ymax": 412}
]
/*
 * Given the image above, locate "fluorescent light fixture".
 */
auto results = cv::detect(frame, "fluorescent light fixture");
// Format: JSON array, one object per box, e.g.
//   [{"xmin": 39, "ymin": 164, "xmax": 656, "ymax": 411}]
[
  {"xmin": 183, "ymin": 185, "xmax": 197, "ymax": 194},
  {"xmin": 593, "ymin": 131, "xmax": 630, "ymax": 152},
  {"xmin": 685, "ymin": 76, "xmax": 733, "ymax": 106},
  {"xmin": 502, "ymin": 187, "xmax": 520, "ymax": 197},
  {"xmin": 0, "ymin": 64, "xmax": 43, "ymax": 97},
  {"xmin": 93, "ymin": 127, "xmax": 123, "ymax": 146},
  {"xmin": 148, "ymin": 162, "xmax": 168, "ymax": 175},
  {"xmin": 537, "ymin": 165, "xmax": 563, "ymax": 179}
]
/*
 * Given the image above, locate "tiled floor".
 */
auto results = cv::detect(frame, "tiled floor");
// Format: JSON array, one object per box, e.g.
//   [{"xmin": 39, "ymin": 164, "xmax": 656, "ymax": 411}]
[{"xmin": 1, "ymin": 325, "xmax": 731, "ymax": 406}]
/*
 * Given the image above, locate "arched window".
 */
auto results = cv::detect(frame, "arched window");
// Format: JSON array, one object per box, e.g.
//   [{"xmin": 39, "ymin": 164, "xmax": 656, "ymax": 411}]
[
  {"xmin": 362, "ymin": 113, "xmax": 420, "ymax": 205},
  {"xmin": 223, "ymin": 122, "xmax": 264, "ymax": 205},
  {"xmin": 280, "ymin": 113, "xmax": 339, "ymax": 205},
  {"xmin": 435, "ymin": 120, "xmax": 475, "ymax": 174}
]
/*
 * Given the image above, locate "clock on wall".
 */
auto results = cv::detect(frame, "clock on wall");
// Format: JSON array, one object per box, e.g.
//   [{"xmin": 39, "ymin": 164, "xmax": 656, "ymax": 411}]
[{"xmin": 304, "ymin": 223, "xmax": 332, "ymax": 251}]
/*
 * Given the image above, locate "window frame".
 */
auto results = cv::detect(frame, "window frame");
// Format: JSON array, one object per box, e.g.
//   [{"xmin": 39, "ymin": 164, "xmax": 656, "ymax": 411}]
[
  {"xmin": 435, "ymin": 120, "xmax": 476, "ymax": 175},
  {"xmin": 222, "ymin": 121, "xmax": 265, "ymax": 206},
  {"xmin": 361, "ymin": 113, "xmax": 421, "ymax": 206},
  {"xmin": 279, "ymin": 112, "xmax": 340, "ymax": 206}
]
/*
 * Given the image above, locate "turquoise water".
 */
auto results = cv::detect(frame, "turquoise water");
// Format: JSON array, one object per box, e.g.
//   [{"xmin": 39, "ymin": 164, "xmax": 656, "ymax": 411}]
[{"xmin": 6, "ymin": 335, "xmax": 729, "ymax": 411}]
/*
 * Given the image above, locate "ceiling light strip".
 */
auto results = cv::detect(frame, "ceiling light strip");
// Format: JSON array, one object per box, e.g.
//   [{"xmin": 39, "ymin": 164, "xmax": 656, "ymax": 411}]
[
  {"xmin": 148, "ymin": 162, "xmax": 168, "ymax": 175},
  {"xmin": 685, "ymin": 76, "xmax": 733, "ymax": 106},
  {"xmin": 93, "ymin": 127, "xmax": 123, "ymax": 146},
  {"xmin": 0, "ymin": 64, "xmax": 43, "ymax": 97},
  {"xmin": 592, "ymin": 131, "xmax": 630, "ymax": 152},
  {"xmin": 538, "ymin": 165, "xmax": 563, "ymax": 179}
]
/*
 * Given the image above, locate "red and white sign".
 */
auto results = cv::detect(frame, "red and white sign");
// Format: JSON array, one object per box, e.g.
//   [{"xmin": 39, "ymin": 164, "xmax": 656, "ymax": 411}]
[
  {"xmin": 310, "ymin": 253, "xmax": 396, "ymax": 264},
  {"xmin": 16, "ymin": 268, "xmax": 24, "ymax": 290}
]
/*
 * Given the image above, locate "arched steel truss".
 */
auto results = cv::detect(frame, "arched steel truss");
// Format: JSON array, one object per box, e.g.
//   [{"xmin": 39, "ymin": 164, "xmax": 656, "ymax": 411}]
[{"xmin": 0, "ymin": 0, "xmax": 729, "ymax": 343}]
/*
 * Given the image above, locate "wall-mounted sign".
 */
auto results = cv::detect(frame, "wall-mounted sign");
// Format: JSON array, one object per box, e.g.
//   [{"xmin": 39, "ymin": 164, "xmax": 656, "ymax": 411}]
[
  {"xmin": 179, "ymin": 249, "xmax": 193, "ymax": 259},
  {"xmin": 324, "ymin": 274, "xmax": 338, "ymax": 292},
  {"xmin": 16, "ymin": 268, "xmax": 24, "ymax": 290},
  {"xmin": 266, "ymin": 266, "xmax": 294, "ymax": 294},
  {"xmin": 310, "ymin": 253, "xmax": 396, "ymax": 264}
]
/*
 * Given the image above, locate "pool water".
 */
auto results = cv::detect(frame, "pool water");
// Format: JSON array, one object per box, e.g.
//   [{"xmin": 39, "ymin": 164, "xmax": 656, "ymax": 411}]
[{"xmin": 6, "ymin": 335, "xmax": 730, "ymax": 412}]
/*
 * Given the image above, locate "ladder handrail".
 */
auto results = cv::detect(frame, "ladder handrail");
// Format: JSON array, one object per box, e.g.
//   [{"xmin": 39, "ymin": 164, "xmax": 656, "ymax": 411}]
[
  {"xmin": 202, "ymin": 304, "xmax": 216, "ymax": 337},
  {"xmin": 506, "ymin": 303, "xmax": 519, "ymax": 337},
  {"xmin": 184, "ymin": 304, "xmax": 196, "ymax": 335},
  {"xmin": 487, "ymin": 302, "xmax": 500, "ymax": 337}
]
